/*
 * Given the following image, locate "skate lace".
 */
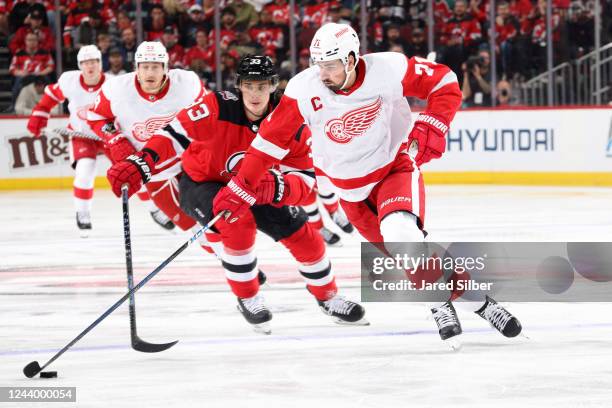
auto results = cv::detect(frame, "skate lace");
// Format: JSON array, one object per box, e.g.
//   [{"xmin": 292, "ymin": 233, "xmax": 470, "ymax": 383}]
[
  {"xmin": 77, "ymin": 211, "xmax": 91, "ymax": 223},
  {"xmin": 432, "ymin": 304, "xmax": 458, "ymax": 328},
  {"xmin": 483, "ymin": 303, "xmax": 512, "ymax": 330},
  {"xmin": 324, "ymin": 296, "xmax": 354, "ymax": 316},
  {"xmin": 243, "ymin": 295, "xmax": 267, "ymax": 314},
  {"xmin": 151, "ymin": 209, "xmax": 171, "ymax": 223}
]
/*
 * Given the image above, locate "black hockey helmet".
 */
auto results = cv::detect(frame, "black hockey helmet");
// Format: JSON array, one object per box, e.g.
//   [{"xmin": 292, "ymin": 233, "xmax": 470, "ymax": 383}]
[{"xmin": 235, "ymin": 55, "xmax": 279, "ymax": 92}]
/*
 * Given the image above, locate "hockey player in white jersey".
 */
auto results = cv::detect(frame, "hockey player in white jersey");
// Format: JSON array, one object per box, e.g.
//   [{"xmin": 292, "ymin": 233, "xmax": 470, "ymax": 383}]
[
  {"xmin": 86, "ymin": 41, "xmax": 214, "ymax": 252},
  {"xmin": 27, "ymin": 45, "xmax": 110, "ymax": 236},
  {"xmin": 213, "ymin": 23, "xmax": 523, "ymax": 343}
]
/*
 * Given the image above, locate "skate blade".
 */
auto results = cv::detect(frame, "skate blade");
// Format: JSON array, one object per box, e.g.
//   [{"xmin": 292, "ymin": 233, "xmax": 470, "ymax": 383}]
[
  {"xmin": 444, "ymin": 336, "xmax": 462, "ymax": 351},
  {"xmin": 326, "ymin": 241, "xmax": 343, "ymax": 247},
  {"xmin": 333, "ymin": 317, "xmax": 370, "ymax": 326},
  {"xmin": 78, "ymin": 230, "xmax": 90, "ymax": 238},
  {"xmin": 252, "ymin": 322, "xmax": 271, "ymax": 335}
]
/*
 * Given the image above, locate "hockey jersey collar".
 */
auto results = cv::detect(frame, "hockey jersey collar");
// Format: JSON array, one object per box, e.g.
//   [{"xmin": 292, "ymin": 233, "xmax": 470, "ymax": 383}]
[
  {"xmin": 134, "ymin": 74, "xmax": 171, "ymax": 102},
  {"xmin": 79, "ymin": 73, "xmax": 105, "ymax": 93},
  {"xmin": 334, "ymin": 58, "xmax": 366, "ymax": 96}
]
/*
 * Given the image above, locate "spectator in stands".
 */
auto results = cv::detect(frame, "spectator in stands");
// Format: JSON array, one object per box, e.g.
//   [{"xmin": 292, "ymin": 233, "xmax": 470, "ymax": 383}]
[
  {"xmin": 379, "ymin": 23, "xmax": 410, "ymax": 53},
  {"xmin": 230, "ymin": 0, "xmax": 259, "ymax": 31},
  {"xmin": 8, "ymin": 0, "xmax": 48, "ymax": 33},
  {"xmin": 15, "ymin": 76, "xmax": 59, "ymax": 115},
  {"xmin": 63, "ymin": 0, "xmax": 98, "ymax": 50},
  {"xmin": 181, "ymin": 4, "xmax": 211, "ymax": 47},
  {"xmin": 202, "ymin": 0, "xmax": 216, "ymax": 24},
  {"xmin": 111, "ymin": 10, "xmax": 133, "ymax": 40},
  {"xmin": 406, "ymin": 27, "xmax": 428, "ymax": 58},
  {"xmin": 232, "ymin": 31, "xmax": 262, "ymax": 57},
  {"xmin": 264, "ymin": 0, "xmax": 297, "ymax": 26},
  {"xmin": 495, "ymin": 1, "xmax": 520, "ymax": 75},
  {"xmin": 9, "ymin": 32, "xmax": 54, "ymax": 106},
  {"xmin": 566, "ymin": 1, "xmax": 594, "ymax": 59},
  {"xmin": 146, "ymin": 4, "xmax": 169, "ymax": 42},
  {"xmin": 119, "ymin": 27, "xmax": 137, "ymax": 69},
  {"xmin": 249, "ymin": 8, "xmax": 284, "ymax": 58},
  {"xmin": 161, "ymin": 26, "xmax": 185, "ymax": 69},
  {"xmin": 97, "ymin": 33, "xmax": 112, "ymax": 71},
  {"xmin": 9, "ymin": 9, "xmax": 54, "ymax": 54},
  {"xmin": 106, "ymin": 47, "xmax": 127, "ymax": 77},
  {"xmin": 220, "ymin": 49, "xmax": 240, "ymax": 89},
  {"xmin": 208, "ymin": 7, "xmax": 237, "ymax": 50},
  {"xmin": 184, "ymin": 29, "xmax": 216, "ymax": 75},
  {"xmin": 461, "ymin": 49, "xmax": 493, "ymax": 107},
  {"xmin": 524, "ymin": 0, "xmax": 562, "ymax": 73},
  {"xmin": 298, "ymin": 48, "xmax": 310, "ymax": 72},
  {"xmin": 74, "ymin": 11, "xmax": 105, "ymax": 51},
  {"xmin": 303, "ymin": 0, "xmax": 339, "ymax": 28},
  {"xmin": 441, "ymin": 0, "xmax": 483, "ymax": 80},
  {"xmin": 496, "ymin": 77, "xmax": 514, "ymax": 106},
  {"xmin": 325, "ymin": 3, "xmax": 351, "ymax": 25}
]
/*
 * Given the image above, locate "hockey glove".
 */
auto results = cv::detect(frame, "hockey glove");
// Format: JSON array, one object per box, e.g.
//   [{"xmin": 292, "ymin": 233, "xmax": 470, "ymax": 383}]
[
  {"xmin": 254, "ymin": 169, "xmax": 288, "ymax": 206},
  {"xmin": 212, "ymin": 175, "xmax": 256, "ymax": 223},
  {"xmin": 106, "ymin": 134, "xmax": 136, "ymax": 163},
  {"xmin": 408, "ymin": 113, "xmax": 448, "ymax": 166},
  {"xmin": 107, "ymin": 150, "xmax": 155, "ymax": 198},
  {"xmin": 27, "ymin": 110, "xmax": 50, "ymax": 137}
]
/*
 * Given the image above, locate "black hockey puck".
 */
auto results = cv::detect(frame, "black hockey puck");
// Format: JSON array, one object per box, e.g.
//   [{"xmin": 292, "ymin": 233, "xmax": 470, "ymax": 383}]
[
  {"xmin": 40, "ymin": 371, "xmax": 58, "ymax": 378},
  {"xmin": 23, "ymin": 361, "xmax": 41, "ymax": 378}
]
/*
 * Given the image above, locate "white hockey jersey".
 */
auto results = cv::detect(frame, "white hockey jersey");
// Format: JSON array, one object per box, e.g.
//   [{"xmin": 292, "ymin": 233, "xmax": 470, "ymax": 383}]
[
  {"xmin": 244, "ymin": 52, "xmax": 461, "ymax": 202},
  {"xmin": 43, "ymin": 70, "xmax": 105, "ymax": 137},
  {"xmin": 88, "ymin": 69, "xmax": 206, "ymax": 180}
]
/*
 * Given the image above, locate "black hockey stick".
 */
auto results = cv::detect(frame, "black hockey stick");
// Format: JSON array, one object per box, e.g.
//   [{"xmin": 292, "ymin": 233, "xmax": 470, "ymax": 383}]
[
  {"xmin": 121, "ymin": 185, "xmax": 178, "ymax": 353},
  {"xmin": 23, "ymin": 211, "xmax": 225, "ymax": 378}
]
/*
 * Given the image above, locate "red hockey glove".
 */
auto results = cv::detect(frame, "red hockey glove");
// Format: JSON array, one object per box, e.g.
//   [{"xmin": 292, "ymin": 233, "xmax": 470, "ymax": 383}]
[
  {"xmin": 106, "ymin": 134, "xmax": 136, "ymax": 163},
  {"xmin": 408, "ymin": 113, "xmax": 449, "ymax": 166},
  {"xmin": 254, "ymin": 169, "xmax": 288, "ymax": 206},
  {"xmin": 27, "ymin": 111, "xmax": 50, "ymax": 137},
  {"xmin": 212, "ymin": 175, "xmax": 257, "ymax": 223},
  {"xmin": 107, "ymin": 151, "xmax": 155, "ymax": 198}
]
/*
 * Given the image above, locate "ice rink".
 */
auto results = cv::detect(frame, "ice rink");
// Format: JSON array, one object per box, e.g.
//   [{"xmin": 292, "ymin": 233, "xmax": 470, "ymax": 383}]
[{"xmin": 2, "ymin": 185, "xmax": 612, "ymax": 407}]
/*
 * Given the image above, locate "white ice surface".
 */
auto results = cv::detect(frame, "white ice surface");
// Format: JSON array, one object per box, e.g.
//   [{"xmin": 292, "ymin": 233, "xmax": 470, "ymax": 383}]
[{"xmin": 1, "ymin": 186, "xmax": 612, "ymax": 408}]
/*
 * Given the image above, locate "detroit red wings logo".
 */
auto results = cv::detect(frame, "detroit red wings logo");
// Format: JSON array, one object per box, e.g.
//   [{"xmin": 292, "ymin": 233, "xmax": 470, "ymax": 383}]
[
  {"xmin": 132, "ymin": 113, "xmax": 176, "ymax": 142},
  {"xmin": 76, "ymin": 104, "xmax": 94, "ymax": 121},
  {"xmin": 324, "ymin": 97, "xmax": 383, "ymax": 144}
]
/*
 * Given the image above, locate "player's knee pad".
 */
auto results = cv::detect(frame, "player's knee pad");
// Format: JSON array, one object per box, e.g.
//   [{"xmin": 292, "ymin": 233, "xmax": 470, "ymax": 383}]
[
  {"xmin": 73, "ymin": 157, "xmax": 96, "ymax": 189},
  {"xmin": 380, "ymin": 211, "xmax": 424, "ymax": 242}
]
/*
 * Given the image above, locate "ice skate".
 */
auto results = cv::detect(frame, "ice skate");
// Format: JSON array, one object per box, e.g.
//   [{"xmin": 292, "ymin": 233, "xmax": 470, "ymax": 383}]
[
  {"xmin": 76, "ymin": 211, "xmax": 92, "ymax": 238},
  {"xmin": 475, "ymin": 295, "xmax": 522, "ymax": 338},
  {"xmin": 432, "ymin": 301, "xmax": 462, "ymax": 349},
  {"xmin": 237, "ymin": 294, "xmax": 272, "ymax": 334},
  {"xmin": 318, "ymin": 295, "xmax": 368, "ymax": 325},
  {"xmin": 149, "ymin": 209, "xmax": 175, "ymax": 230},
  {"xmin": 331, "ymin": 207, "xmax": 354, "ymax": 234},
  {"xmin": 319, "ymin": 227, "xmax": 342, "ymax": 246}
]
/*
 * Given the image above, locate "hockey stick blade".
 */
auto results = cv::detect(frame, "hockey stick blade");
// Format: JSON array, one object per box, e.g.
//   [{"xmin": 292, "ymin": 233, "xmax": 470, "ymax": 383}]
[
  {"xmin": 122, "ymin": 185, "xmax": 178, "ymax": 353},
  {"xmin": 132, "ymin": 336, "xmax": 178, "ymax": 353}
]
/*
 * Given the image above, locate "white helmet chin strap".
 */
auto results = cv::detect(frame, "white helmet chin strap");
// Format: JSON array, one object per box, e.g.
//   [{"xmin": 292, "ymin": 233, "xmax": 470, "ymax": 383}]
[{"xmin": 339, "ymin": 55, "xmax": 358, "ymax": 91}]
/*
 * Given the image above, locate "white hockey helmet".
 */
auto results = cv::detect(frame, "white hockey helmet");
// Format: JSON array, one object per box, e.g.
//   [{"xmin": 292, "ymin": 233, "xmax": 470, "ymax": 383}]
[
  {"xmin": 77, "ymin": 45, "xmax": 102, "ymax": 66},
  {"xmin": 135, "ymin": 41, "xmax": 169, "ymax": 73},
  {"xmin": 309, "ymin": 23, "xmax": 360, "ymax": 67}
]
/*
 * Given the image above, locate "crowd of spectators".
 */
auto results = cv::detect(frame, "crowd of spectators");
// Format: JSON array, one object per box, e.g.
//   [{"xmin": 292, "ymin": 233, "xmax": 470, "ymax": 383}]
[{"xmin": 1, "ymin": 0, "xmax": 610, "ymax": 111}]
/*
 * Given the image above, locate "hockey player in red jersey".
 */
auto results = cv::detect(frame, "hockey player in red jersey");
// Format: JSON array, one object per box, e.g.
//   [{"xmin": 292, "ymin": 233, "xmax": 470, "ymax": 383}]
[
  {"xmin": 26, "ymin": 45, "xmax": 110, "ymax": 236},
  {"xmin": 213, "ymin": 24, "xmax": 522, "ymax": 342},
  {"xmin": 87, "ymin": 41, "xmax": 216, "ymax": 251},
  {"xmin": 106, "ymin": 55, "xmax": 367, "ymax": 333}
]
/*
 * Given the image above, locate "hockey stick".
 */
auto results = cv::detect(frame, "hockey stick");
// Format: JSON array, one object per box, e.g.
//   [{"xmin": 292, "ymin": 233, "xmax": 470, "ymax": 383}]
[
  {"xmin": 121, "ymin": 185, "xmax": 178, "ymax": 353},
  {"xmin": 43, "ymin": 127, "xmax": 103, "ymax": 142},
  {"xmin": 22, "ymin": 211, "xmax": 226, "ymax": 378}
]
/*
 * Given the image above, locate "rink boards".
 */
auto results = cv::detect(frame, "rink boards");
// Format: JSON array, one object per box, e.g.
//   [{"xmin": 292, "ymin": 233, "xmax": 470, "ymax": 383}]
[{"xmin": 1, "ymin": 107, "xmax": 611, "ymax": 189}]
